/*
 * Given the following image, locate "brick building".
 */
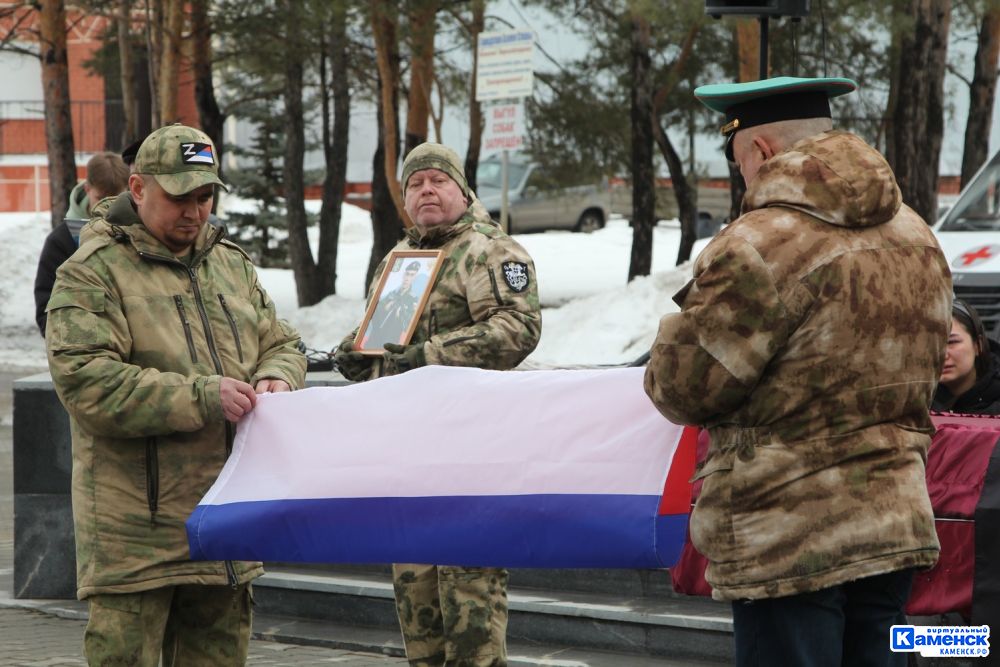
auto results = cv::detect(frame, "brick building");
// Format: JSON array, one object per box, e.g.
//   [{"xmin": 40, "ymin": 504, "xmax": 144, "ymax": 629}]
[{"xmin": 0, "ymin": 5, "xmax": 197, "ymax": 213}]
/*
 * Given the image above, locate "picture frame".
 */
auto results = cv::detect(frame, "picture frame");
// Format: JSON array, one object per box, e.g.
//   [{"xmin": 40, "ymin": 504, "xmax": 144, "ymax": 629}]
[{"xmin": 353, "ymin": 249, "xmax": 443, "ymax": 355}]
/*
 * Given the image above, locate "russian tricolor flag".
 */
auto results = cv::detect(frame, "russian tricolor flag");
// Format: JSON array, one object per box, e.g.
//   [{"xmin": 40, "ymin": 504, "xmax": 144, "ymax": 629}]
[
  {"xmin": 187, "ymin": 366, "xmax": 696, "ymax": 568},
  {"xmin": 180, "ymin": 142, "xmax": 215, "ymax": 165}
]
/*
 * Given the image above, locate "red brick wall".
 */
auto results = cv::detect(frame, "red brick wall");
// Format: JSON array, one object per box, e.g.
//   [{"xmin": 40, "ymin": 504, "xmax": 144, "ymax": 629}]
[
  {"xmin": 0, "ymin": 9, "xmax": 202, "ymax": 210},
  {"xmin": 0, "ymin": 119, "xmax": 45, "ymax": 154},
  {"xmin": 67, "ymin": 36, "xmax": 107, "ymax": 153},
  {"xmin": 302, "ymin": 182, "xmax": 373, "ymax": 211},
  {"xmin": 0, "ymin": 164, "xmax": 86, "ymax": 213}
]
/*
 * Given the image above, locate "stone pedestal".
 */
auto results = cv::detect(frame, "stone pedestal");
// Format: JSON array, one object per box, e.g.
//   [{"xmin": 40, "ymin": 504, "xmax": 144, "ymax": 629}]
[{"xmin": 13, "ymin": 373, "xmax": 74, "ymax": 599}]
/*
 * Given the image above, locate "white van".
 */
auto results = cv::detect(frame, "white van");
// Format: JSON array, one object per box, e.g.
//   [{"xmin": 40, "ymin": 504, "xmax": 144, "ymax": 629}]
[{"xmin": 934, "ymin": 150, "xmax": 1000, "ymax": 336}]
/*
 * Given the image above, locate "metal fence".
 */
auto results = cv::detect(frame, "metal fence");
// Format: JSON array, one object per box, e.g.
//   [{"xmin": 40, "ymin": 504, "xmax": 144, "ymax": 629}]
[{"xmin": 0, "ymin": 99, "xmax": 125, "ymax": 156}]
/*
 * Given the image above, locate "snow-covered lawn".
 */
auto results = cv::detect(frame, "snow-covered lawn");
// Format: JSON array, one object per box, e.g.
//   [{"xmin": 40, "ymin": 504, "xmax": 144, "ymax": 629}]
[{"xmin": 0, "ymin": 203, "xmax": 693, "ymax": 370}]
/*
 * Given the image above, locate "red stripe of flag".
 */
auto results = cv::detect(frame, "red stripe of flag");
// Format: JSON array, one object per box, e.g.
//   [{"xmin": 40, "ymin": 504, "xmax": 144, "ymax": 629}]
[{"xmin": 658, "ymin": 425, "xmax": 698, "ymax": 516}]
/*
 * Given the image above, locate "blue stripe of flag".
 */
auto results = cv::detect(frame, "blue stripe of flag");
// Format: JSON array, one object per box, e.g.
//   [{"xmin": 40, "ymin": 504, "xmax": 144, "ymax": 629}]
[{"xmin": 187, "ymin": 494, "xmax": 688, "ymax": 568}]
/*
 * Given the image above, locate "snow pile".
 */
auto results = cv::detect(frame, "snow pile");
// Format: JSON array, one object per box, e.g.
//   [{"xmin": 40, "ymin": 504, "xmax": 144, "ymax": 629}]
[
  {"xmin": 0, "ymin": 212, "xmax": 50, "ymax": 369},
  {"xmin": 527, "ymin": 271, "xmax": 684, "ymax": 367}
]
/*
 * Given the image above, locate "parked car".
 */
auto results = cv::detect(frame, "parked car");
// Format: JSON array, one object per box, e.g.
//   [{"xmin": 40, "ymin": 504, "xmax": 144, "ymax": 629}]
[{"xmin": 476, "ymin": 155, "xmax": 612, "ymax": 233}]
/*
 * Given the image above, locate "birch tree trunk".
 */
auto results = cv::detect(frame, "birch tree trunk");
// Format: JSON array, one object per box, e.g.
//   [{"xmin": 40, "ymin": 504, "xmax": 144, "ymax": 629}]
[
  {"xmin": 651, "ymin": 24, "xmax": 699, "ymax": 266},
  {"xmin": 464, "ymin": 0, "xmax": 485, "ymax": 193},
  {"xmin": 316, "ymin": 0, "xmax": 351, "ymax": 298},
  {"xmin": 727, "ymin": 19, "xmax": 757, "ymax": 221},
  {"xmin": 191, "ymin": 0, "xmax": 224, "ymax": 176},
  {"xmin": 889, "ymin": 0, "xmax": 951, "ymax": 224},
  {"xmin": 146, "ymin": 0, "xmax": 162, "ymax": 128},
  {"xmin": 368, "ymin": 74, "xmax": 405, "ymax": 290},
  {"xmin": 117, "ymin": 0, "xmax": 137, "ymax": 144},
  {"xmin": 372, "ymin": 0, "xmax": 409, "ymax": 226},
  {"xmin": 404, "ymin": 0, "xmax": 438, "ymax": 155},
  {"xmin": 627, "ymin": 9, "xmax": 655, "ymax": 282},
  {"xmin": 157, "ymin": 0, "xmax": 183, "ymax": 124},
  {"xmin": 961, "ymin": 4, "xmax": 1000, "ymax": 188},
  {"xmin": 282, "ymin": 0, "xmax": 318, "ymax": 306},
  {"xmin": 39, "ymin": 0, "xmax": 77, "ymax": 229}
]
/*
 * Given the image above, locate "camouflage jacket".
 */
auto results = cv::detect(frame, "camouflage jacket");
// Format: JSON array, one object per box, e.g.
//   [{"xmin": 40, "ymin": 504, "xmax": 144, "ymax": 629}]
[
  {"xmin": 46, "ymin": 192, "xmax": 306, "ymax": 599},
  {"xmin": 341, "ymin": 201, "xmax": 541, "ymax": 378},
  {"xmin": 644, "ymin": 131, "xmax": 951, "ymax": 600}
]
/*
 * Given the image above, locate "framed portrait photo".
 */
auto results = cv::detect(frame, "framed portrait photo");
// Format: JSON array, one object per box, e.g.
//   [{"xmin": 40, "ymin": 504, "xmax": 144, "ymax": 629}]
[{"xmin": 354, "ymin": 249, "xmax": 443, "ymax": 355}]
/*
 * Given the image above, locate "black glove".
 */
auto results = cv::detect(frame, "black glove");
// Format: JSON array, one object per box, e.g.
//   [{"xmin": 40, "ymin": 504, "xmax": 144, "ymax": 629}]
[
  {"xmin": 333, "ymin": 338, "xmax": 374, "ymax": 382},
  {"xmin": 383, "ymin": 342, "xmax": 426, "ymax": 375}
]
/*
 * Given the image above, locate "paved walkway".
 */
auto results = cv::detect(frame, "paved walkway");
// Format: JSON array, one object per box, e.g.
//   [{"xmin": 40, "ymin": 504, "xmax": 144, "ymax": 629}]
[{"xmin": 0, "ymin": 607, "xmax": 406, "ymax": 666}]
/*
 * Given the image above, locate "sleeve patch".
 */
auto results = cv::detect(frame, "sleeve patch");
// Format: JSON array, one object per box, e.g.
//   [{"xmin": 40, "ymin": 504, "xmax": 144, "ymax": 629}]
[{"xmin": 501, "ymin": 261, "xmax": 530, "ymax": 293}]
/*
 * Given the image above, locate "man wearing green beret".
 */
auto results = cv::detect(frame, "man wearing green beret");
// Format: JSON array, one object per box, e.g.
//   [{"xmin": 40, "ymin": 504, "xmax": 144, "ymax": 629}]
[
  {"xmin": 644, "ymin": 77, "xmax": 952, "ymax": 665},
  {"xmin": 46, "ymin": 123, "xmax": 307, "ymax": 665},
  {"xmin": 335, "ymin": 141, "xmax": 542, "ymax": 666}
]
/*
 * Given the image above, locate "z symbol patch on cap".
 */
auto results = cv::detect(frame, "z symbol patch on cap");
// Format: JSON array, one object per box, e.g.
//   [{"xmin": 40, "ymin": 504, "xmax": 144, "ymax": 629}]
[
  {"xmin": 180, "ymin": 142, "xmax": 215, "ymax": 165},
  {"xmin": 502, "ymin": 261, "xmax": 529, "ymax": 293}
]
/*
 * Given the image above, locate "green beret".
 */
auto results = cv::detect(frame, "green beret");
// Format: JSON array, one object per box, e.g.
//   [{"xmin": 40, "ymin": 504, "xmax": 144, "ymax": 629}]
[
  {"xmin": 401, "ymin": 142, "xmax": 470, "ymax": 198},
  {"xmin": 694, "ymin": 76, "xmax": 857, "ymax": 161}
]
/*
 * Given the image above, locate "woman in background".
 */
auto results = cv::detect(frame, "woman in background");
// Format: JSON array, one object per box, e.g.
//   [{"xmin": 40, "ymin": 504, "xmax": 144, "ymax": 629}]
[{"xmin": 932, "ymin": 299, "xmax": 1000, "ymax": 414}]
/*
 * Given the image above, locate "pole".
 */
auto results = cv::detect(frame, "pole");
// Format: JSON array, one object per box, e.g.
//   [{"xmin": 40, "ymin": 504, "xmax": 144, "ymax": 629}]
[
  {"xmin": 758, "ymin": 16, "xmax": 769, "ymax": 80},
  {"xmin": 500, "ymin": 149, "xmax": 510, "ymax": 234}
]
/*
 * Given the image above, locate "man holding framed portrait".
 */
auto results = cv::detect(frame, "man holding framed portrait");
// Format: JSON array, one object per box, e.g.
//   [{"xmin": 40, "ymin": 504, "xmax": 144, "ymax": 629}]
[{"xmin": 335, "ymin": 142, "xmax": 541, "ymax": 667}]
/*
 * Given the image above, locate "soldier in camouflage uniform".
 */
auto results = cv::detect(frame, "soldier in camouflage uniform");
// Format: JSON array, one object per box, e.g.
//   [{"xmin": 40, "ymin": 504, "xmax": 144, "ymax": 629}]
[
  {"xmin": 335, "ymin": 142, "xmax": 541, "ymax": 667},
  {"xmin": 643, "ymin": 78, "xmax": 952, "ymax": 666},
  {"xmin": 46, "ymin": 124, "xmax": 307, "ymax": 666}
]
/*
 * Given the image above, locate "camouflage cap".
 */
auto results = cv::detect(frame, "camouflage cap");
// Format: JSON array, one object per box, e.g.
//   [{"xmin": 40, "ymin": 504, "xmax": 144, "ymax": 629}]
[
  {"xmin": 401, "ymin": 142, "xmax": 469, "ymax": 198},
  {"xmin": 133, "ymin": 123, "xmax": 228, "ymax": 195}
]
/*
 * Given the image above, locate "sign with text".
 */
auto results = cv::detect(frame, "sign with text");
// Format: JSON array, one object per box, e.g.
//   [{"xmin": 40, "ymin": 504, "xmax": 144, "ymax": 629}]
[
  {"xmin": 476, "ymin": 30, "xmax": 535, "ymax": 102},
  {"xmin": 482, "ymin": 101, "xmax": 526, "ymax": 153}
]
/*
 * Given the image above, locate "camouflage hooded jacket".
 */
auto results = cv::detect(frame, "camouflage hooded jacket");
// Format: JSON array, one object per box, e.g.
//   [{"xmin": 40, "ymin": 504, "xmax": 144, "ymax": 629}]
[
  {"xmin": 341, "ymin": 201, "xmax": 541, "ymax": 377},
  {"xmin": 46, "ymin": 192, "xmax": 306, "ymax": 600},
  {"xmin": 644, "ymin": 131, "xmax": 952, "ymax": 600}
]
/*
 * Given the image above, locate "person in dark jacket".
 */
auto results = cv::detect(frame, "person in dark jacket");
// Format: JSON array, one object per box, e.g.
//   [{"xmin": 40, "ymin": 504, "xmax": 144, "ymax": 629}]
[
  {"xmin": 33, "ymin": 151, "xmax": 129, "ymax": 335},
  {"xmin": 932, "ymin": 299, "xmax": 1000, "ymax": 414}
]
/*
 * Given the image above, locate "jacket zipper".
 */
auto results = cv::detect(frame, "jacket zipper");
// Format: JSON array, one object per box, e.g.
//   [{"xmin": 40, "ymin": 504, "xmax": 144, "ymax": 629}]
[
  {"xmin": 218, "ymin": 294, "xmax": 244, "ymax": 364},
  {"xmin": 174, "ymin": 296, "xmax": 198, "ymax": 363},
  {"xmin": 487, "ymin": 267, "xmax": 504, "ymax": 305},
  {"xmin": 188, "ymin": 270, "xmax": 240, "ymax": 577},
  {"xmin": 225, "ymin": 559, "xmax": 239, "ymax": 589},
  {"xmin": 145, "ymin": 437, "xmax": 159, "ymax": 524},
  {"xmin": 187, "ymin": 268, "xmax": 225, "ymax": 377},
  {"xmin": 137, "ymin": 232, "xmax": 239, "ymax": 579}
]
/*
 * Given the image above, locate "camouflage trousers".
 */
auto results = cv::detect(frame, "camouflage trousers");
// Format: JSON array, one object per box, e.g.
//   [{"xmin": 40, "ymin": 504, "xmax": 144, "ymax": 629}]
[
  {"xmin": 83, "ymin": 583, "xmax": 252, "ymax": 666},
  {"xmin": 392, "ymin": 563, "xmax": 509, "ymax": 667}
]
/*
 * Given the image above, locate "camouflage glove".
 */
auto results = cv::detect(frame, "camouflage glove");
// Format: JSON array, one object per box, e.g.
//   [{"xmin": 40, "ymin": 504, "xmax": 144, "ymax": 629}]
[
  {"xmin": 333, "ymin": 339, "xmax": 374, "ymax": 382},
  {"xmin": 383, "ymin": 342, "xmax": 426, "ymax": 375}
]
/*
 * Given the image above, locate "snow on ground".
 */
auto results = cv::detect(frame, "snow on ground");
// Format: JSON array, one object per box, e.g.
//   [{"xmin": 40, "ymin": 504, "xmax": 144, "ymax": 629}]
[
  {"xmin": 0, "ymin": 212, "xmax": 51, "ymax": 370},
  {"xmin": 0, "ymin": 202, "xmax": 694, "ymax": 370}
]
